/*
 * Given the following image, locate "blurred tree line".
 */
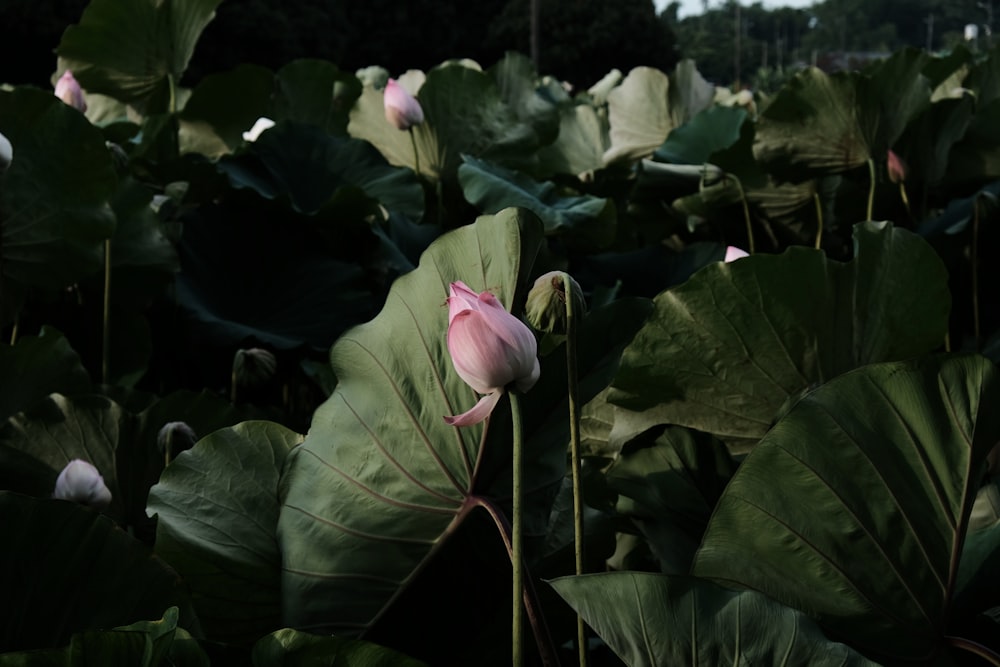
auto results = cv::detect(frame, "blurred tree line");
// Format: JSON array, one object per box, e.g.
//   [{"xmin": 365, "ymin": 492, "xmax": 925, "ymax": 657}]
[
  {"xmin": 0, "ymin": 0, "xmax": 676, "ymax": 90},
  {"xmin": 663, "ymin": 0, "xmax": 989, "ymax": 90}
]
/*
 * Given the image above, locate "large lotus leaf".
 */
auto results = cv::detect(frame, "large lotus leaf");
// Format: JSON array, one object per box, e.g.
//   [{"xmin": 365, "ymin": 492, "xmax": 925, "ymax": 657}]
[
  {"xmin": 252, "ymin": 628, "xmax": 426, "ymax": 667},
  {"xmin": 272, "ymin": 59, "xmax": 362, "ymax": 136},
  {"xmin": 56, "ymin": 0, "xmax": 223, "ymax": 115},
  {"xmin": 175, "ymin": 192, "xmax": 378, "ymax": 352},
  {"xmin": 147, "ymin": 421, "xmax": 303, "ymax": 645},
  {"xmin": 693, "ymin": 354, "xmax": 1000, "ymax": 662},
  {"xmin": 549, "ymin": 572, "xmax": 880, "ymax": 667},
  {"xmin": 0, "ymin": 88, "xmax": 116, "ymax": 315},
  {"xmin": 536, "ymin": 102, "xmax": 609, "ymax": 178},
  {"xmin": 606, "ymin": 426, "xmax": 738, "ymax": 574},
  {"xmin": 0, "ymin": 492, "xmax": 197, "ymax": 653},
  {"xmin": 942, "ymin": 97, "xmax": 1000, "ymax": 188},
  {"xmin": 899, "ymin": 95, "xmax": 975, "ymax": 188},
  {"xmin": 603, "ymin": 61, "xmax": 714, "ymax": 167},
  {"xmin": 609, "ymin": 221, "xmax": 950, "ymax": 449},
  {"xmin": 653, "ymin": 106, "xmax": 747, "ymax": 165},
  {"xmin": 753, "ymin": 67, "xmax": 868, "ymax": 180},
  {"xmin": 348, "ymin": 63, "xmax": 542, "ymax": 181},
  {"xmin": 178, "ymin": 64, "xmax": 274, "ymax": 157},
  {"xmin": 0, "ymin": 327, "xmax": 90, "ymax": 423},
  {"xmin": 458, "ymin": 155, "xmax": 614, "ymax": 247},
  {"xmin": 276, "ymin": 208, "xmax": 543, "ymax": 634},
  {"xmin": 856, "ymin": 48, "xmax": 932, "ymax": 151},
  {"xmin": 488, "ymin": 52, "xmax": 559, "ymax": 147},
  {"xmin": 218, "ymin": 121, "xmax": 423, "ymax": 221}
]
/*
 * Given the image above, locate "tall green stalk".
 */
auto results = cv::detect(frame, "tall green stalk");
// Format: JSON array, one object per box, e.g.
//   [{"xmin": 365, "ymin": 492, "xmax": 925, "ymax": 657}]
[
  {"xmin": 813, "ymin": 192, "xmax": 824, "ymax": 250},
  {"xmin": 510, "ymin": 390, "xmax": 525, "ymax": 667},
  {"xmin": 408, "ymin": 127, "xmax": 420, "ymax": 177},
  {"xmin": 563, "ymin": 275, "xmax": 587, "ymax": 667},
  {"xmin": 867, "ymin": 158, "xmax": 876, "ymax": 221}
]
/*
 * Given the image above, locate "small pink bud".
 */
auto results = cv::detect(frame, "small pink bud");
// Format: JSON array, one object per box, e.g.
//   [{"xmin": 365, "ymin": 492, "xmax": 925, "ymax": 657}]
[
  {"xmin": 887, "ymin": 149, "xmax": 907, "ymax": 184},
  {"xmin": 724, "ymin": 246, "xmax": 749, "ymax": 262},
  {"xmin": 383, "ymin": 78, "xmax": 424, "ymax": 130},
  {"xmin": 444, "ymin": 281, "xmax": 539, "ymax": 426},
  {"xmin": 54, "ymin": 70, "xmax": 87, "ymax": 112},
  {"xmin": 53, "ymin": 459, "xmax": 111, "ymax": 509}
]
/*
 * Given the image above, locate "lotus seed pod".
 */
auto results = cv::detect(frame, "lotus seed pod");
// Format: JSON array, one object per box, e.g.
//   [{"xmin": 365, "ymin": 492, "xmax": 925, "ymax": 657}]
[
  {"xmin": 157, "ymin": 421, "xmax": 198, "ymax": 464},
  {"xmin": 525, "ymin": 271, "xmax": 586, "ymax": 335},
  {"xmin": 53, "ymin": 459, "xmax": 111, "ymax": 509}
]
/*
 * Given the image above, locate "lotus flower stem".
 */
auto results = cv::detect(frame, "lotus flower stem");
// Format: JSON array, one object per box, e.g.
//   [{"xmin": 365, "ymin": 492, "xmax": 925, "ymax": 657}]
[
  {"xmin": 813, "ymin": 193, "xmax": 823, "ymax": 249},
  {"xmin": 8, "ymin": 317, "xmax": 17, "ymax": 345},
  {"xmin": 945, "ymin": 636, "xmax": 1000, "ymax": 665},
  {"xmin": 408, "ymin": 127, "xmax": 420, "ymax": 177},
  {"xmin": 730, "ymin": 175, "xmax": 754, "ymax": 253},
  {"xmin": 102, "ymin": 239, "xmax": 111, "ymax": 385},
  {"xmin": 167, "ymin": 74, "xmax": 177, "ymax": 115},
  {"xmin": 563, "ymin": 274, "xmax": 588, "ymax": 667},
  {"xmin": 973, "ymin": 195, "xmax": 982, "ymax": 350},
  {"xmin": 866, "ymin": 158, "xmax": 876, "ymax": 221},
  {"xmin": 511, "ymin": 389, "xmax": 525, "ymax": 667},
  {"xmin": 898, "ymin": 182, "xmax": 911, "ymax": 217}
]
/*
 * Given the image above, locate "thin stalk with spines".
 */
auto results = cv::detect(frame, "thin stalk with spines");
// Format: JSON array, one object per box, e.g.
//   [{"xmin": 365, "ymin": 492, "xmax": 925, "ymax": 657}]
[
  {"xmin": 563, "ymin": 274, "xmax": 587, "ymax": 667},
  {"xmin": 510, "ymin": 390, "xmax": 525, "ymax": 667}
]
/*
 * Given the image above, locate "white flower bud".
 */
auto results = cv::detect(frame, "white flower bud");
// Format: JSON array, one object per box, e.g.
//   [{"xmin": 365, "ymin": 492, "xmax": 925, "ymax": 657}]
[{"xmin": 53, "ymin": 459, "xmax": 112, "ymax": 509}]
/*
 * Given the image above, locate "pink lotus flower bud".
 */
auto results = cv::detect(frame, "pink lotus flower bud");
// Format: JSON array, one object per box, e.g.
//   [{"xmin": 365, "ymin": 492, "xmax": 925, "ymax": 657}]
[
  {"xmin": 54, "ymin": 70, "xmax": 87, "ymax": 112},
  {"xmin": 444, "ymin": 281, "xmax": 539, "ymax": 426},
  {"xmin": 53, "ymin": 459, "xmax": 111, "ymax": 509},
  {"xmin": 887, "ymin": 149, "xmax": 907, "ymax": 184},
  {"xmin": 724, "ymin": 246, "xmax": 749, "ymax": 262},
  {"xmin": 384, "ymin": 78, "xmax": 424, "ymax": 130}
]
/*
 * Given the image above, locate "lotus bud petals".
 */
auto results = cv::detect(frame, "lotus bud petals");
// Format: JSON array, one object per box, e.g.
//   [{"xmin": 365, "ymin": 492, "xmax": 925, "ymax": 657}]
[
  {"xmin": 384, "ymin": 78, "xmax": 424, "ymax": 130},
  {"xmin": 53, "ymin": 459, "xmax": 111, "ymax": 509},
  {"xmin": 54, "ymin": 70, "xmax": 87, "ymax": 112},
  {"xmin": 887, "ymin": 149, "xmax": 908, "ymax": 184},
  {"xmin": 243, "ymin": 117, "xmax": 275, "ymax": 142},
  {"xmin": 724, "ymin": 246, "xmax": 749, "ymax": 262},
  {"xmin": 157, "ymin": 421, "xmax": 198, "ymax": 463},
  {"xmin": 525, "ymin": 271, "xmax": 586, "ymax": 334},
  {"xmin": 0, "ymin": 131, "xmax": 11, "ymax": 172},
  {"xmin": 444, "ymin": 281, "xmax": 539, "ymax": 426}
]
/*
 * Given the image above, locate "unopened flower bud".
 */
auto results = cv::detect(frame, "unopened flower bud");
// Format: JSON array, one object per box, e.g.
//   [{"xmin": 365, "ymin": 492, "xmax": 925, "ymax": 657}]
[
  {"xmin": 887, "ymin": 149, "xmax": 907, "ymax": 184},
  {"xmin": 242, "ymin": 117, "xmax": 275, "ymax": 142},
  {"xmin": 54, "ymin": 70, "xmax": 87, "ymax": 112},
  {"xmin": 157, "ymin": 421, "xmax": 198, "ymax": 464},
  {"xmin": 53, "ymin": 459, "xmax": 111, "ymax": 509},
  {"xmin": 525, "ymin": 271, "xmax": 586, "ymax": 335},
  {"xmin": 383, "ymin": 79, "xmax": 424, "ymax": 131},
  {"xmin": 233, "ymin": 347, "xmax": 278, "ymax": 394},
  {"xmin": 0, "ymin": 131, "xmax": 11, "ymax": 172}
]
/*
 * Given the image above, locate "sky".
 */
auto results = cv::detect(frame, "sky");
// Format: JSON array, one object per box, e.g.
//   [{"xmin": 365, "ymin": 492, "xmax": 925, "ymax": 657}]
[{"xmin": 655, "ymin": 0, "xmax": 816, "ymax": 20}]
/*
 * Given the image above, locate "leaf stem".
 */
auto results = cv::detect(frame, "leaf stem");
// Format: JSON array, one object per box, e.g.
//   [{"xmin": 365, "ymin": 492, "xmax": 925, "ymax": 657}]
[
  {"xmin": 511, "ymin": 390, "xmax": 525, "ymax": 667},
  {"xmin": 730, "ymin": 175, "xmax": 754, "ymax": 253},
  {"xmin": 102, "ymin": 238, "xmax": 111, "ymax": 385},
  {"xmin": 408, "ymin": 127, "xmax": 420, "ymax": 177},
  {"xmin": 563, "ymin": 275, "xmax": 587, "ymax": 667},
  {"xmin": 945, "ymin": 636, "xmax": 1000, "ymax": 665},
  {"xmin": 813, "ymin": 192, "xmax": 823, "ymax": 250},
  {"xmin": 867, "ymin": 158, "xmax": 876, "ymax": 221}
]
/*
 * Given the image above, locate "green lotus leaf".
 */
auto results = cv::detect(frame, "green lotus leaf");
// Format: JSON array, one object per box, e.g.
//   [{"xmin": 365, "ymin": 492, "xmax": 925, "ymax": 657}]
[
  {"xmin": 0, "ymin": 88, "xmax": 116, "ymax": 319},
  {"xmin": 56, "ymin": 0, "xmax": 223, "ymax": 115},
  {"xmin": 609, "ymin": 221, "xmax": 950, "ymax": 450},
  {"xmin": 603, "ymin": 61, "xmax": 714, "ymax": 167},
  {"xmin": 348, "ymin": 63, "xmax": 542, "ymax": 182},
  {"xmin": 611, "ymin": 222, "xmax": 951, "ymax": 447},
  {"xmin": 251, "ymin": 628, "xmax": 427, "ymax": 667},
  {"xmin": 0, "ymin": 492, "xmax": 198, "ymax": 653},
  {"xmin": 458, "ymin": 155, "xmax": 614, "ymax": 247},
  {"xmin": 488, "ymin": 52, "xmax": 559, "ymax": 147},
  {"xmin": 692, "ymin": 354, "xmax": 1000, "ymax": 663},
  {"xmin": 147, "ymin": 421, "xmax": 303, "ymax": 645},
  {"xmin": 536, "ymin": 102, "xmax": 609, "ymax": 178},
  {"xmin": 606, "ymin": 425, "xmax": 738, "ymax": 574},
  {"xmin": 218, "ymin": 121, "xmax": 423, "ymax": 221},
  {"xmin": 857, "ymin": 48, "xmax": 932, "ymax": 151},
  {"xmin": 653, "ymin": 105, "xmax": 747, "ymax": 166},
  {"xmin": 178, "ymin": 64, "xmax": 274, "ymax": 157},
  {"xmin": 0, "ymin": 327, "xmax": 90, "ymax": 423},
  {"xmin": 272, "ymin": 59, "xmax": 362, "ymax": 136},
  {"xmin": 276, "ymin": 208, "xmax": 650, "ymax": 641},
  {"xmin": 549, "ymin": 572, "xmax": 879, "ymax": 666}
]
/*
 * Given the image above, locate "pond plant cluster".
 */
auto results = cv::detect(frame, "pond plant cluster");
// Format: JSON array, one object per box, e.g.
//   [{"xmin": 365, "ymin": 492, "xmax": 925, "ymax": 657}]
[{"xmin": 3, "ymin": 0, "xmax": 1000, "ymax": 665}]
